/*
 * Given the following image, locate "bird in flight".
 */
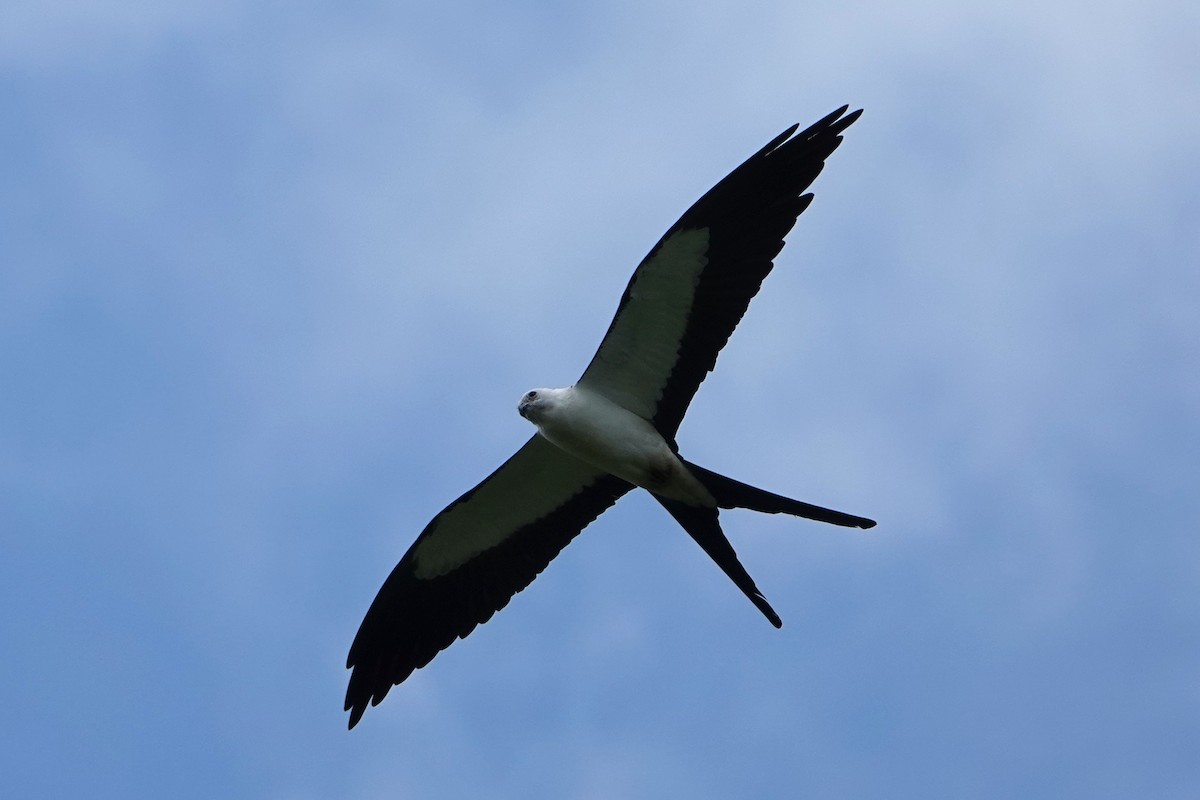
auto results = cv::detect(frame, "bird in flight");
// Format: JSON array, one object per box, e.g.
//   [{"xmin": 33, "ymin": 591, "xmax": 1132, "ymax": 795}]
[{"xmin": 345, "ymin": 106, "xmax": 873, "ymax": 728}]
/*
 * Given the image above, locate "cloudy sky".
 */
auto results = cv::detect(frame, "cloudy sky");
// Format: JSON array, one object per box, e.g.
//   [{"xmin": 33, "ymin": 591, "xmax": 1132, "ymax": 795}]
[{"xmin": 3, "ymin": 1, "xmax": 1198, "ymax": 797}]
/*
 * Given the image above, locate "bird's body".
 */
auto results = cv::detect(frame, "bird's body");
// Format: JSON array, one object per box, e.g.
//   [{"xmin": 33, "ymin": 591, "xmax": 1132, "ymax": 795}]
[
  {"xmin": 520, "ymin": 386, "xmax": 711, "ymax": 505},
  {"xmin": 345, "ymin": 106, "xmax": 873, "ymax": 728}
]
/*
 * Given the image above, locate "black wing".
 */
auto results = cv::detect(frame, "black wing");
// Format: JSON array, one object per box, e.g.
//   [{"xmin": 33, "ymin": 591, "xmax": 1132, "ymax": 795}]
[
  {"xmin": 345, "ymin": 435, "xmax": 631, "ymax": 728},
  {"xmin": 578, "ymin": 106, "xmax": 861, "ymax": 438}
]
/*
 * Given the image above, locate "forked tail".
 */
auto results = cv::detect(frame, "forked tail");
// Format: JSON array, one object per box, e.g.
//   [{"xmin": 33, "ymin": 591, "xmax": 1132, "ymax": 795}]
[
  {"xmin": 682, "ymin": 460, "xmax": 876, "ymax": 529},
  {"xmin": 654, "ymin": 461, "xmax": 874, "ymax": 627},
  {"xmin": 655, "ymin": 496, "xmax": 783, "ymax": 628}
]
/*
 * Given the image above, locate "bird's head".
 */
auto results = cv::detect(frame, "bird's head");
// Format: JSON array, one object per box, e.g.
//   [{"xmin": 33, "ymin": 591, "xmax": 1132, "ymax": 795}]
[{"xmin": 517, "ymin": 388, "xmax": 556, "ymax": 424}]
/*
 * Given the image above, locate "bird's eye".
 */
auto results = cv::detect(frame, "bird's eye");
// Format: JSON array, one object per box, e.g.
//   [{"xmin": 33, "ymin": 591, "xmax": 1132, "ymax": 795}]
[{"xmin": 525, "ymin": 391, "xmax": 538, "ymax": 400}]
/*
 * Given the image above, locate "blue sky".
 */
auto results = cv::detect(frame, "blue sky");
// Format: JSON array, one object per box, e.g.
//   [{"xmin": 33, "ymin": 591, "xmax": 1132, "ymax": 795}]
[{"xmin": 3, "ymin": 1, "xmax": 1198, "ymax": 797}]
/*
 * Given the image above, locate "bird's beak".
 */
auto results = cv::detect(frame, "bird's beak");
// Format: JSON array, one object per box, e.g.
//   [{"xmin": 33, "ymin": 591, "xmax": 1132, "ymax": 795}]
[{"xmin": 518, "ymin": 403, "xmax": 528, "ymax": 419}]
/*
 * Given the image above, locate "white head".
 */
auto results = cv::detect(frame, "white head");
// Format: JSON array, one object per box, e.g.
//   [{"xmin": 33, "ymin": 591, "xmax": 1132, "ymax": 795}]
[{"xmin": 517, "ymin": 387, "xmax": 564, "ymax": 425}]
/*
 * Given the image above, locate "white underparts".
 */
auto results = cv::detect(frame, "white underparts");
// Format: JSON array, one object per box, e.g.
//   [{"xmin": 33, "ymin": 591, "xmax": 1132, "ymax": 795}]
[{"xmin": 525, "ymin": 385, "xmax": 714, "ymax": 507}]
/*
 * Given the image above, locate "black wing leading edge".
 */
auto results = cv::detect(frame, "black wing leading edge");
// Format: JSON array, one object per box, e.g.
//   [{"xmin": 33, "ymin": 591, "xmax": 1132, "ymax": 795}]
[
  {"xmin": 579, "ymin": 106, "xmax": 862, "ymax": 438},
  {"xmin": 345, "ymin": 436, "xmax": 632, "ymax": 728}
]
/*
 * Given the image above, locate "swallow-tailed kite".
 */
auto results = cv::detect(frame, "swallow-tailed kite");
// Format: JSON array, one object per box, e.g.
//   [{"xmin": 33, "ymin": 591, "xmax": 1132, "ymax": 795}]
[{"xmin": 345, "ymin": 106, "xmax": 873, "ymax": 728}]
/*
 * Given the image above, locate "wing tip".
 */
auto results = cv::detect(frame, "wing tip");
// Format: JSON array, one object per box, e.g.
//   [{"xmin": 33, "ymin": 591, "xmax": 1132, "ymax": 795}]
[
  {"xmin": 768, "ymin": 103, "xmax": 865, "ymax": 155},
  {"xmin": 828, "ymin": 104, "xmax": 864, "ymax": 126},
  {"xmin": 788, "ymin": 105, "xmax": 863, "ymax": 145},
  {"xmin": 347, "ymin": 705, "xmax": 365, "ymax": 730}
]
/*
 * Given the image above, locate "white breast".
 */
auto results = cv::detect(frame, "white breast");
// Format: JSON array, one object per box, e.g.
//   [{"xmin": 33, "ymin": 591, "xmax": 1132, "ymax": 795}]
[{"xmin": 532, "ymin": 386, "xmax": 713, "ymax": 505}]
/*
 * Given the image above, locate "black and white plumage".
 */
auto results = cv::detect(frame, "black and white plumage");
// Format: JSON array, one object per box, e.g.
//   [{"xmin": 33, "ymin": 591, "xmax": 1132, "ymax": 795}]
[{"xmin": 345, "ymin": 106, "xmax": 873, "ymax": 728}]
